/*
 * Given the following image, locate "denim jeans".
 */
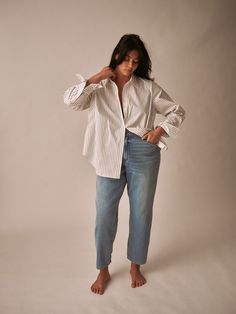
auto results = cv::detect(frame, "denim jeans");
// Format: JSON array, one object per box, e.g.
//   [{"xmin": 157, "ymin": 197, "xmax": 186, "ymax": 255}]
[{"xmin": 95, "ymin": 129, "xmax": 161, "ymax": 269}]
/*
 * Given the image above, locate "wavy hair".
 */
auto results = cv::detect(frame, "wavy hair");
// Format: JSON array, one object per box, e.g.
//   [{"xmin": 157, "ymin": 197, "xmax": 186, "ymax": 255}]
[{"xmin": 108, "ymin": 34, "xmax": 153, "ymax": 81}]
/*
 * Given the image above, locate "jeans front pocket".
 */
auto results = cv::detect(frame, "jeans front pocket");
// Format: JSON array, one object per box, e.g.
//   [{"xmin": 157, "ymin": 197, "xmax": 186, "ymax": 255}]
[{"xmin": 142, "ymin": 139, "xmax": 161, "ymax": 150}]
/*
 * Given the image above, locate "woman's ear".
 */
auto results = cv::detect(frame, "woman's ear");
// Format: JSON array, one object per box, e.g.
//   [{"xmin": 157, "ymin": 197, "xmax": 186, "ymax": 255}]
[{"xmin": 115, "ymin": 53, "xmax": 119, "ymax": 60}]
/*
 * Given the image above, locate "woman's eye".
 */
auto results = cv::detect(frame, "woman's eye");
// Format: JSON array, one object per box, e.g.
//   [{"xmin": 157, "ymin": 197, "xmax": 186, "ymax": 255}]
[{"xmin": 124, "ymin": 56, "xmax": 139, "ymax": 64}]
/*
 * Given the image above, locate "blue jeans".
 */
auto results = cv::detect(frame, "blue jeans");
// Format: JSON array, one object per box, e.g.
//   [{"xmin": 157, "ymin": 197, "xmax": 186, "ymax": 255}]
[{"xmin": 95, "ymin": 130, "xmax": 161, "ymax": 269}]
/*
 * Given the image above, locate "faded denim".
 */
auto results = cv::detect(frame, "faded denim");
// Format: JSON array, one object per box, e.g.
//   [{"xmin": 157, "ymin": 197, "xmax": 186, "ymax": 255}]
[{"xmin": 95, "ymin": 129, "xmax": 161, "ymax": 269}]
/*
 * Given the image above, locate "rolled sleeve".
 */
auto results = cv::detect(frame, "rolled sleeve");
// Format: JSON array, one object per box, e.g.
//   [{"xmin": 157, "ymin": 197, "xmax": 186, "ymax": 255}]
[
  {"xmin": 63, "ymin": 73, "xmax": 103, "ymax": 111},
  {"xmin": 152, "ymin": 82, "xmax": 186, "ymax": 138}
]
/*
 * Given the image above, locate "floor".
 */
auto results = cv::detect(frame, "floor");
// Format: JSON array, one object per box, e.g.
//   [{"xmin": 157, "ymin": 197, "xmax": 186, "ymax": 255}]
[{"xmin": 0, "ymin": 208, "xmax": 236, "ymax": 314}]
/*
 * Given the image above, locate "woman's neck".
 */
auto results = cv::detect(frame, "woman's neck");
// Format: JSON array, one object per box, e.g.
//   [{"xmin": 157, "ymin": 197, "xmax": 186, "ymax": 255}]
[{"xmin": 112, "ymin": 71, "xmax": 132, "ymax": 86}]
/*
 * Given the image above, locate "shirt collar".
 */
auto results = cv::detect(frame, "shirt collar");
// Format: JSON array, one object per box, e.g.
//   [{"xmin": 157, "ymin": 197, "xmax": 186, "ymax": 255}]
[{"xmin": 104, "ymin": 74, "xmax": 138, "ymax": 88}]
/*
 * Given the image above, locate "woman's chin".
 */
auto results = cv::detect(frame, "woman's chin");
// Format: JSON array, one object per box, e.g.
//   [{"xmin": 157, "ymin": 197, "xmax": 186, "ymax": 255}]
[{"xmin": 123, "ymin": 71, "xmax": 132, "ymax": 77}]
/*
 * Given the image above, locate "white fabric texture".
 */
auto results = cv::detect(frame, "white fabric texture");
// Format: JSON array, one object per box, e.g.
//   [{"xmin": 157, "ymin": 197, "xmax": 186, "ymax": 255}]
[{"xmin": 64, "ymin": 74, "xmax": 185, "ymax": 178}]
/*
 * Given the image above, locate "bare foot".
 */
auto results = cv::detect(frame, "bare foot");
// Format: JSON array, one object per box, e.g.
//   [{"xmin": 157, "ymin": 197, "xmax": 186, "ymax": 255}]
[
  {"xmin": 90, "ymin": 267, "xmax": 111, "ymax": 295},
  {"xmin": 130, "ymin": 262, "xmax": 146, "ymax": 288}
]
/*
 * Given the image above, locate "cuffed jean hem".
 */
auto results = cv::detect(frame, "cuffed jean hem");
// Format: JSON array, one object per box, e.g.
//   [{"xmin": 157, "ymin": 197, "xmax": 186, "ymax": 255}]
[
  {"xmin": 127, "ymin": 256, "xmax": 147, "ymax": 265},
  {"xmin": 96, "ymin": 259, "xmax": 111, "ymax": 270}
]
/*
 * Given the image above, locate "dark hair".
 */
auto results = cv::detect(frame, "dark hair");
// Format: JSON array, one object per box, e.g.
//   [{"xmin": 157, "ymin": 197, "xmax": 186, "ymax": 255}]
[{"xmin": 108, "ymin": 34, "xmax": 153, "ymax": 80}]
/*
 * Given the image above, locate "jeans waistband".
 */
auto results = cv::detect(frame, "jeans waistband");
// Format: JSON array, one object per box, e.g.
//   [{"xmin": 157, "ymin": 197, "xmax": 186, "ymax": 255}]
[{"xmin": 125, "ymin": 128, "xmax": 137, "ymax": 137}]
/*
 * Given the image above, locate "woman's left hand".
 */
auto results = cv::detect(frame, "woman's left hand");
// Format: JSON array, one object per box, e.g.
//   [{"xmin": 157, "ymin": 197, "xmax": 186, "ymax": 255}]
[{"xmin": 142, "ymin": 127, "xmax": 166, "ymax": 144}]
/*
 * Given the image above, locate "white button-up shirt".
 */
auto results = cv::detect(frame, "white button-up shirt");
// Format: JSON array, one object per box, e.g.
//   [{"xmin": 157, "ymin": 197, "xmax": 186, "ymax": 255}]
[{"xmin": 63, "ymin": 73, "xmax": 186, "ymax": 178}]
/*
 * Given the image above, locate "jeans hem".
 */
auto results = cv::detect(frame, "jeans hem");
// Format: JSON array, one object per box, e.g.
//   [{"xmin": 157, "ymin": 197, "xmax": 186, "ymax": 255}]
[
  {"xmin": 96, "ymin": 259, "xmax": 111, "ymax": 270},
  {"xmin": 127, "ymin": 256, "xmax": 147, "ymax": 265}
]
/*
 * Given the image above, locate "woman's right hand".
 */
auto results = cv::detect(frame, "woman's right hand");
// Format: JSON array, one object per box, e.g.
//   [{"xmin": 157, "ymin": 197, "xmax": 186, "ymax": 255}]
[
  {"xmin": 97, "ymin": 66, "xmax": 116, "ymax": 81},
  {"xmin": 86, "ymin": 67, "xmax": 116, "ymax": 86}
]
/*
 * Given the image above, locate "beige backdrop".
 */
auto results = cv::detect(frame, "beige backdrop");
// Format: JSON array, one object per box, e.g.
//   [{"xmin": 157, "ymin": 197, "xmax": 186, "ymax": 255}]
[
  {"xmin": 1, "ymin": 0, "xmax": 236, "ymax": 313},
  {"xmin": 1, "ymin": 0, "xmax": 235, "ymax": 233}
]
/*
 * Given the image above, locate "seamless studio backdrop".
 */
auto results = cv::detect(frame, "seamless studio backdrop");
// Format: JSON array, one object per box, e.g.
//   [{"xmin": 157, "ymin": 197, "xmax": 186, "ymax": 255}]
[{"xmin": 1, "ymin": 0, "xmax": 236, "ymax": 313}]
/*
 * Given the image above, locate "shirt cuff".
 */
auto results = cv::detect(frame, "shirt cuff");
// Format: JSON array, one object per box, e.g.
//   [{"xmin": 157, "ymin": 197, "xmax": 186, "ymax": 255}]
[{"xmin": 76, "ymin": 73, "xmax": 103, "ymax": 95}]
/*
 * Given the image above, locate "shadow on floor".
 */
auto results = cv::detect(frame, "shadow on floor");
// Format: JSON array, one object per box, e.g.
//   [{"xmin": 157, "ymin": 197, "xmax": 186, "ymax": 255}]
[{"xmin": 145, "ymin": 227, "xmax": 234, "ymax": 273}]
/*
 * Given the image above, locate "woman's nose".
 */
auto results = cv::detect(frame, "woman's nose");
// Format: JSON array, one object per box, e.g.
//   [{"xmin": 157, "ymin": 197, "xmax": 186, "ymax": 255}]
[{"xmin": 128, "ymin": 60, "xmax": 134, "ymax": 69}]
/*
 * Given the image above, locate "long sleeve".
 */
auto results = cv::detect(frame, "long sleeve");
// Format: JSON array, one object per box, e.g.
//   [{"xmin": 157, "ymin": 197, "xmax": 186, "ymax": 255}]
[
  {"xmin": 63, "ymin": 74, "xmax": 103, "ymax": 111},
  {"xmin": 152, "ymin": 81, "xmax": 186, "ymax": 138}
]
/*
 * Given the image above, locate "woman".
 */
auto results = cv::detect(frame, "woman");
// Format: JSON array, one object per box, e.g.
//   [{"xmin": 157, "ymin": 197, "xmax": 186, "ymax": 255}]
[{"xmin": 64, "ymin": 34, "xmax": 186, "ymax": 295}]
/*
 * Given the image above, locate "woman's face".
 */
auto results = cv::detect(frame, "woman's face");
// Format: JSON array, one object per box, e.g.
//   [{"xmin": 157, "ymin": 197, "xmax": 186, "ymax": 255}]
[{"xmin": 115, "ymin": 50, "xmax": 139, "ymax": 77}]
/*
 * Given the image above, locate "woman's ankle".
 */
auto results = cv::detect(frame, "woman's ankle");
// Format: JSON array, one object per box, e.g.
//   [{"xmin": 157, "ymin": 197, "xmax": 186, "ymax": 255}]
[
  {"xmin": 99, "ymin": 266, "xmax": 109, "ymax": 273},
  {"xmin": 131, "ymin": 262, "xmax": 140, "ymax": 270}
]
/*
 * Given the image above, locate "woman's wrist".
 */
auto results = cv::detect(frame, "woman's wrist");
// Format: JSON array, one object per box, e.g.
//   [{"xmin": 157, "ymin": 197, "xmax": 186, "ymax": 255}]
[
  {"xmin": 86, "ymin": 73, "xmax": 102, "ymax": 86},
  {"xmin": 155, "ymin": 126, "xmax": 166, "ymax": 136}
]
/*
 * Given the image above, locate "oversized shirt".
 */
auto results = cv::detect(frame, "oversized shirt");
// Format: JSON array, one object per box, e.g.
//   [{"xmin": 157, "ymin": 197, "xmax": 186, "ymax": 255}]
[{"xmin": 63, "ymin": 73, "xmax": 186, "ymax": 178}]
